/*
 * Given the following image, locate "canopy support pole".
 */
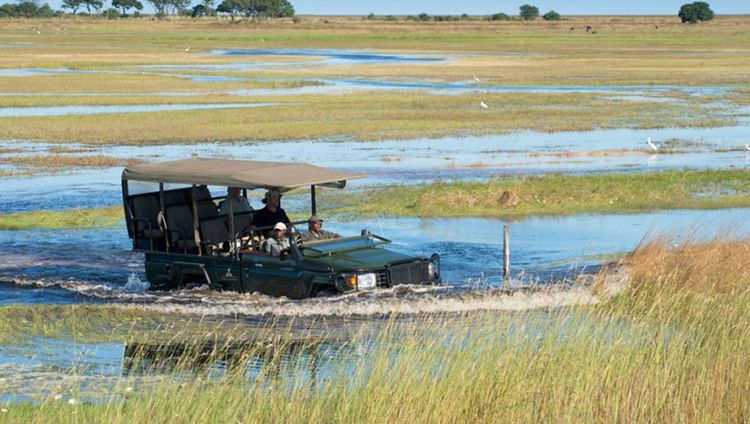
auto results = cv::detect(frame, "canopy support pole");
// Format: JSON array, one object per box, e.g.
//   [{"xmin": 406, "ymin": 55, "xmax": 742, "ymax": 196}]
[
  {"xmin": 159, "ymin": 183, "xmax": 168, "ymax": 253},
  {"xmin": 192, "ymin": 185, "xmax": 202, "ymax": 256},
  {"xmin": 228, "ymin": 189, "xmax": 235, "ymax": 258},
  {"xmin": 311, "ymin": 185, "xmax": 317, "ymax": 216},
  {"xmin": 121, "ymin": 177, "xmax": 135, "ymax": 250}
]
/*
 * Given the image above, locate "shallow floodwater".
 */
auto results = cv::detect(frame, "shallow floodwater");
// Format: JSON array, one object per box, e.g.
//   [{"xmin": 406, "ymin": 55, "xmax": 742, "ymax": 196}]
[{"xmin": 2, "ymin": 123, "xmax": 749, "ymax": 213}]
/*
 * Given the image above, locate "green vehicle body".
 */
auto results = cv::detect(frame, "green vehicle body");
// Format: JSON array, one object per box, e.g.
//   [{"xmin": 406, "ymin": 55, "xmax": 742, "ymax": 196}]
[{"xmin": 122, "ymin": 159, "xmax": 440, "ymax": 298}]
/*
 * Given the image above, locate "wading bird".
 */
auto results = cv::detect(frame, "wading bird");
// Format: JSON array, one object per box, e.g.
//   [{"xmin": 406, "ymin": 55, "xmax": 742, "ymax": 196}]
[
  {"xmin": 745, "ymin": 143, "xmax": 750, "ymax": 152},
  {"xmin": 647, "ymin": 137, "xmax": 658, "ymax": 151},
  {"xmin": 184, "ymin": 47, "xmax": 190, "ymax": 52},
  {"xmin": 480, "ymin": 101, "xmax": 488, "ymax": 109},
  {"xmin": 473, "ymin": 75, "xmax": 480, "ymax": 82}
]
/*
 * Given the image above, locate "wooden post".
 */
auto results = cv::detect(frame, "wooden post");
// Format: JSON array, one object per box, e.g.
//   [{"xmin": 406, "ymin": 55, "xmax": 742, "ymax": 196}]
[{"xmin": 503, "ymin": 224, "xmax": 510, "ymax": 279}]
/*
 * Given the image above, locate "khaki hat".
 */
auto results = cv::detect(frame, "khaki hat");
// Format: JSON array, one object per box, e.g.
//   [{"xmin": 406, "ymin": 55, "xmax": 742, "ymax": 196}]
[
  {"xmin": 262, "ymin": 189, "xmax": 283, "ymax": 204},
  {"xmin": 273, "ymin": 222, "xmax": 287, "ymax": 231},
  {"xmin": 308, "ymin": 215, "xmax": 323, "ymax": 223}
]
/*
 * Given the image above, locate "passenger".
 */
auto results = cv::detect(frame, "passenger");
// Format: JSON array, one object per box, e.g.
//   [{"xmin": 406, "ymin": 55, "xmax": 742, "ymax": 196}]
[
  {"xmin": 219, "ymin": 187, "xmax": 253, "ymax": 215},
  {"xmin": 262, "ymin": 222, "xmax": 291, "ymax": 256},
  {"xmin": 301, "ymin": 215, "xmax": 341, "ymax": 242},
  {"xmin": 251, "ymin": 189, "xmax": 290, "ymax": 235}
]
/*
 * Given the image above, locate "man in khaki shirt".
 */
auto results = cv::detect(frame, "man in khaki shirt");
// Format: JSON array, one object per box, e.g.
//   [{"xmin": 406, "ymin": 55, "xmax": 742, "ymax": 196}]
[{"xmin": 301, "ymin": 215, "xmax": 340, "ymax": 243}]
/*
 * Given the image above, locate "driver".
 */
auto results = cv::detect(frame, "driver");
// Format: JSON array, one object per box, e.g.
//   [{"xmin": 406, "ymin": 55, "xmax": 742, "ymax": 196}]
[
  {"xmin": 262, "ymin": 222, "xmax": 291, "ymax": 256},
  {"xmin": 301, "ymin": 215, "xmax": 340, "ymax": 242}
]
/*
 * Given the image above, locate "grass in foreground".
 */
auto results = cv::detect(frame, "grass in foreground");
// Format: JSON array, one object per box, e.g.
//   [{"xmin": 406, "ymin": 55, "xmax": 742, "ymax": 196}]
[
  {"xmin": 1, "ymin": 234, "xmax": 748, "ymax": 422},
  {"xmin": 332, "ymin": 169, "xmax": 750, "ymax": 219}
]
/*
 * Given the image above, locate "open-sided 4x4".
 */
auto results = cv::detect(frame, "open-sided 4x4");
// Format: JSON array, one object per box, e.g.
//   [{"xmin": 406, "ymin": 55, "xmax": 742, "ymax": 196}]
[{"xmin": 122, "ymin": 158, "xmax": 440, "ymax": 298}]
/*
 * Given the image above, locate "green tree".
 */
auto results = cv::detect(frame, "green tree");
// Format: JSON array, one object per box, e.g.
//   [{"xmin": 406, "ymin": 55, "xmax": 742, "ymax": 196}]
[
  {"xmin": 169, "ymin": 0, "xmax": 190, "ymax": 14},
  {"xmin": 61, "ymin": 0, "xmax": 82, "ymax": 14},
  {"xmin": 0, "ymin": 3, "xmax": 16, "ymax": 16},
  {"xmin": 519, "ymin": 4, "xmax": 538, "ymax": 20},
  {"xmin": 81, "ymin": 0, "xmax": 103, "ymax": 13},
  {"xmin": 104, "ymin": 6, "xmax": 119, "ymax": 18},
  {"xmin": 491, "ymin": 12, "xmax": 509, "ymax": 21},
  {"xmin": 144, "ymin": 0, "xmax": 166, "ymax": 16},
  {"xmin": 678, "ymin": 1, "xmax": 714, "ymax": 23},
  {"xmin": 542, "ymin": 10, "xmax": 560, "ymax": 20},
  {"xmin": 112, "ymin": 0, "xmax": 142, "ymax": 15},
  {"xmin": 216, "ymin": 0, "xmax": 239, "ymax": 20}
]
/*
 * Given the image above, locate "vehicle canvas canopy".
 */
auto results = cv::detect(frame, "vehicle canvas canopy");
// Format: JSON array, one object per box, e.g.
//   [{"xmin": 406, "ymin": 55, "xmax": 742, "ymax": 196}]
[
  {"xmin": 121, "ymin": 158, "xmax": 365, "ymax": 255},
  {"xmin": 122, "ymin": 158, "xmax": 366, "ymax": 191}
]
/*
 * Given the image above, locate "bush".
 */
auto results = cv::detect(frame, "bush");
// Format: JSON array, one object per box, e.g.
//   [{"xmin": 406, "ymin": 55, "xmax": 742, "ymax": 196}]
[
  {"xmin": 491, "ymin": 12, "xmax": 510, "ymax": 21},
  {"xmin": 678, "ymin": 1, "xmax": 714, "ymax": 23},
  {"xmin": 384, "ymin": 15, "xmax": 396, "ymax": 21},
  {"xmin": 417, "ymin": 12, "xmax": 430, "ymax": 21},
  {"xmin": 542, "ymin": 10, "xmax": 560, "ymax": 21},
  {"xmin": 519, "ymin": 4, "xmax": 539, "ymax": 20},
  {"xmin": 104, "ymin": 7, "xmax": 119, "ymax": 18}
]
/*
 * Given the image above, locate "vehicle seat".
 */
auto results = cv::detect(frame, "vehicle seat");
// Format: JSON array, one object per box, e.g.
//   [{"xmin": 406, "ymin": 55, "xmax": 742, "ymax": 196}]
[
  {"xmin": 165, "ymin": 205, "xmax": 197, "ymax": 252},
  {"xmin": 130, "ymin": 194, "xmax": 163, "ymax": 249},
  {"xmin": 197, "ymin": 199, "xmax": 218, "ymax": 219},
  {"xmin": 200, "ymin": 217, "xmax": 230, "ymax": 255}
]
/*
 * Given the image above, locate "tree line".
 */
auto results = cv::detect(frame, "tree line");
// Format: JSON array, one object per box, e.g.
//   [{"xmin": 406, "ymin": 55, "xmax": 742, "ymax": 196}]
[
  {"xmin": 0, "ymin": 0, "xmax": 715, "ymax": 22},
  {"xmin": 0, "ymin": 0, "xmax": 293, "ymax": 18}
]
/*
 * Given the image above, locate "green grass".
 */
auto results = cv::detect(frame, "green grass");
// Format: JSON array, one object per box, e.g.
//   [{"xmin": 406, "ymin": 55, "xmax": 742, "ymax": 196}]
[
  {"xmin": 331, "ymin": 169, "xmax": 750, "ymax": 219},
  {"xmin": 1, "ymin": 236, "xmax": 749, "ymax": 422},
  {"xmin": 0, "ymin": 206, "xmax": 122, "ymax": 230},
  {"xmin": 2, "ymin": 169, "xmax": 748, "ymax": 230}
]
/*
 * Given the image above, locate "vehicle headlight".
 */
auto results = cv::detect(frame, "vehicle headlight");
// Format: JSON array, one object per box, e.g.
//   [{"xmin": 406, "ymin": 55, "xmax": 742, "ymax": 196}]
[{"xmin": 357, "ymin": 273, "xmax": 377, "ymax": 289}]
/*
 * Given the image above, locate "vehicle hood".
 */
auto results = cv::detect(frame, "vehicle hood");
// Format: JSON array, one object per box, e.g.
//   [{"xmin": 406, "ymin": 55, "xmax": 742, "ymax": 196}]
[{"xmin": 305, "ymin": 247, "xmax": 418, "ymax": 272}]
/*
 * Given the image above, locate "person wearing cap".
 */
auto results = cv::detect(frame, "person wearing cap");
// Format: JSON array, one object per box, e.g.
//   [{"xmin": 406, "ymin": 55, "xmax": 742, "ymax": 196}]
[
  {"xmin": 251, "ymin": 189, "xmax": 290, "ymax": 235},
  {"xmin": 219, "ymin": 187, "xmax": 253, "ymax": 215},
  {"xmin": 301, "ymin": 215, "xmax": 341, "ymax": 243},
  {"xmin": 262, "ymin": 222, "xmax": 291, "ymax": 256}
]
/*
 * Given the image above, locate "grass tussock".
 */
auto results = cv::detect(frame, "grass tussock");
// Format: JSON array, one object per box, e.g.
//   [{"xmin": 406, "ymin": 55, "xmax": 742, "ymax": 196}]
[
  {"xmin": 0, "ymin": 206, "xmax": 121, "ymax": 230},
  {"xmin": 333, "ymin": 169, "xmax": 750, "ymax": 219}
]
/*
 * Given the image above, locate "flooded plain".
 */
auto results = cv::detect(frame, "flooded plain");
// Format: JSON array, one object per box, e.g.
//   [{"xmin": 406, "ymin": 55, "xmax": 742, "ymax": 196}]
[{"xmin": 1, "ymin": 46, "xmax": 749, "ymax": 403}]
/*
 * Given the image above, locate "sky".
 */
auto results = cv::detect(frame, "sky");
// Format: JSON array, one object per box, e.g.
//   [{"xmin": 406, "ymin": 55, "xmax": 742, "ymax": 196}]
[{"xmin": 292, "ymin": 1, "xmax": 748, "ymax": 16}]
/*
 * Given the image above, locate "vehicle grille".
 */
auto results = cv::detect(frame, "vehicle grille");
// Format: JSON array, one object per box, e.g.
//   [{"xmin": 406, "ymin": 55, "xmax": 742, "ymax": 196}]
[
  {"xmin": 388, "ymin": 261, "xmax": 430, "ymax": 285},
  {"xmin": 374, "ymin": 269, "xmax": 389, "ymax": 286}
]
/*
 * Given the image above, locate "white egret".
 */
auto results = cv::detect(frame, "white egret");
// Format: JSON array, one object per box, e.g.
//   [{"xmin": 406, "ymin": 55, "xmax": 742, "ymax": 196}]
[
  {"xmin": 184, "ymin": 46, "xmax": 190, "ymax": 52},
  {"xmin": 480, "ymin": 101, "xmax": 488, "ymax": 109},
  {"xmin": 473, "ymin": 75, "xmax": 480, "ymax": 82},
  {"xmin": 745, "ymin": 143, "xmax": 750, "ymax": 152},
  {"xmin": 647, "ymin": 137, "xmax": 658, "ymax": 151}
]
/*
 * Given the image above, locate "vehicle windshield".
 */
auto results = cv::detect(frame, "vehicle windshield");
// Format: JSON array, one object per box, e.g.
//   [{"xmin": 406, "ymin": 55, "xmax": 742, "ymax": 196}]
[{"xmin": 301, "ymin": 235, "xmax": 387, "ymax": 256}]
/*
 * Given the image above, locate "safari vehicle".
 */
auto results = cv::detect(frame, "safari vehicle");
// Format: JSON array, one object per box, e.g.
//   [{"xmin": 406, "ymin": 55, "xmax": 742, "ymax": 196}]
[{"xmin": 122, "ymin": 158, "xmax": 440, "ymax": 298}]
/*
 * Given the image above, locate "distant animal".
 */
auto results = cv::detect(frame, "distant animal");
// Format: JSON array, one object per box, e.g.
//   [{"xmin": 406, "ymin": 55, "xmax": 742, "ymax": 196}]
[
  {"xmin": 480, "ymin": 101, "xmax": 488, "ymax": 109},
  {"xmin": 745, "ymin": 143, "xmax": 750, "ymax": 152},
  {"xmin": 586, "ymin": 26, "xmax": 592, "ymax": 32},
  {"xmin": 184, "ymin": 46, "xmax": 190, "ymax": 52},
  {"xmin": 570, "ymin": 26, "xmax": 575, "ymax": 31},
  {"xmin": 647, "ymin": 137, "xmax": 658, "ymax": 152},
  {"xmin": 655, "ymin": 25, "xmax": 659, "ymax": 29},
  {"xmin": 473, "ymin": 75, "xmax": 480, "ymax": 82}
]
